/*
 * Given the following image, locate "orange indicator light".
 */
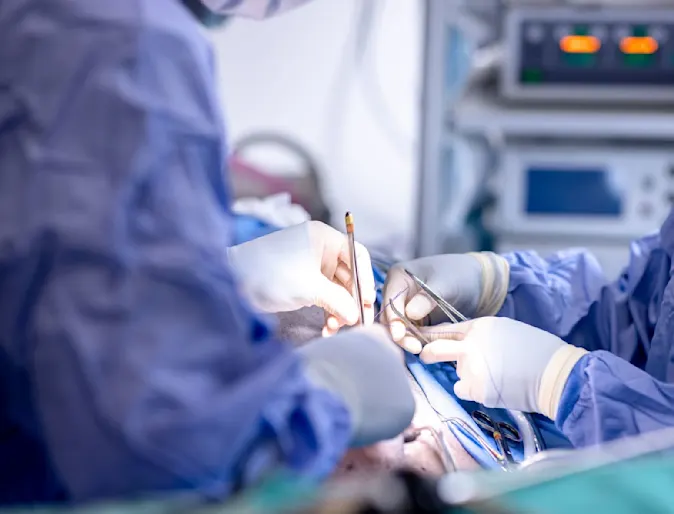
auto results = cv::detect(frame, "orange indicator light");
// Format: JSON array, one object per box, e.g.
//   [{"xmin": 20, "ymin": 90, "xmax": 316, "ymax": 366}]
[
  {"xmin": 560, "ymin": 35, "xmax": 601, "ymax": 54},
  {"xmin": 620, "ymin": 36, "xmax": 658, "ymax": 55}
]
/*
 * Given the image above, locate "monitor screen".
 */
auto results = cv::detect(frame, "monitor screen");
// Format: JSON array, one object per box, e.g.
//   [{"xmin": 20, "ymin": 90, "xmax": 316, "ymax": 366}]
[{"xmin": 525, "ymin": 168, "xmax": 624, "ymax": 216}]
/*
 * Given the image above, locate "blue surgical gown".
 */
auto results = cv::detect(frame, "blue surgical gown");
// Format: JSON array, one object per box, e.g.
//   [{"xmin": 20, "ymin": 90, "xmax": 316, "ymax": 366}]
[
  {"xmin": 498, "ymin": 210, "xmax": 674, "ymax": 447},
  {"xmin": 0, "ymin": 0, "xmax": 350, "ymax": 504}
]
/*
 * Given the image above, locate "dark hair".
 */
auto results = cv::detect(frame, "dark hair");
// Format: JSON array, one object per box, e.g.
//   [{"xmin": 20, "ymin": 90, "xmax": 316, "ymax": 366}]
[{"xmin": 181, "ymin": 0, "xmax": 229, "ymax": 27}]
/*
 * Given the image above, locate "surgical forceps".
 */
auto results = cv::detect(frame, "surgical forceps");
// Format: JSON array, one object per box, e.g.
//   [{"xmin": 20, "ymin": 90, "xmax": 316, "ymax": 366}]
[
  {"xmin": 386, "ymin": 269, "xmax": 467, "ymax": 370},
  {"xmin": 388, "ymin": 302, "xmax": 436, "ymax": 345},
  {"xmin": 445, "ymin": 417, "xmax": 510, "ymax": 471},
  {"xmin": 404, "ymin": 269, "xmax": 467, "ymax": 324},
  {"xmin": 471, "ymin": 411, "xmax": 521, "ymax": 469},
  {"xmin": 385, "ymin": 268, "xmax": 545, "ymax": 462}
]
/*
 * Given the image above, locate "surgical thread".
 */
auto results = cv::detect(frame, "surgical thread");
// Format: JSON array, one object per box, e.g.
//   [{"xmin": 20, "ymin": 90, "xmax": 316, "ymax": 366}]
[
  {"xmin": 402, "ymin": 358, "xmax": 510, "ymax": 469},
  {"xmin": 373, "ymin": 280, "xmax": 538, "ymax": 464}
]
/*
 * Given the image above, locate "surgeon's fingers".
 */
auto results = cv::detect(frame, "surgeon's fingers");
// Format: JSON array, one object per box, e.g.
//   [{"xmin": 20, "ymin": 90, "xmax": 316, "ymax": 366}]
[
  {"xmin": 419, "ymin": 339, "xmax": 467, "ymax": 364},
  {"xmin": 322, "ymin": 313, "xmax": 341, "ymax": 337},
  {"xmin": 323, "ymin": 304, "xmax": 374, "ymax": 337},
  {"xmin": 334, "ymin": 242, "xmax": 375, "ymax": 302},
  {"xmin": 399, "ymin": 336, "xmax": 423, "ymax": 355},
  {"xmin": 314, "ymin": 276, "xmax": 361, "ymax": 326},
  {"xmin": 405, "ymin": 291, "xmax": 437, "ymax": 321},
  {"xmin": 323, "ymin": 268, "xmax": 374, "ymax": 334},
  {"xmin": 355, "ymin": 241, "xmax": 376, "ymax": 309},
  {"xmin": 453, "ymin": 380, "xmax": 472, "ymax": 402},
  {"xmin": 418, "ymin": 320, "xmax": 475, "ymax": 342},
  {"xmin": 334, "ymin": 249, "xmax": 376, "ymax": 326},
  {"xmin": 382, "ymin": 266, "xmax": 416, "ymax": 342},
  {"xmin": 325, "ymin": 282, "xmax": 373, "ymax": 334}
]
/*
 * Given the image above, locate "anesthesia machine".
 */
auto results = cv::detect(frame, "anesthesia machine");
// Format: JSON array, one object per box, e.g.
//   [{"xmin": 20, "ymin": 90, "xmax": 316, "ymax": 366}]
[{"xmin": 417, "ymin": 0, "xmax": 674, "ymax": 279}]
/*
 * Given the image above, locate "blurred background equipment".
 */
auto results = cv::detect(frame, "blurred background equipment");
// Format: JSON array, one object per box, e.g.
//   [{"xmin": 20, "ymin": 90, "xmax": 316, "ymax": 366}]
[
  {"xmin": 501, "ymin": 6, "xmax": 674, "ymax": 104},
  {"xmin": 229, "ymin": 132, "xmax": 332, "ymax": 224},
  {"xmin": 210, "ymin": 0, "xmax": 420, "ymax": 259},
  {"xmin": 418, "ymin": 0, "xmax": 674, "ymax": 278}
]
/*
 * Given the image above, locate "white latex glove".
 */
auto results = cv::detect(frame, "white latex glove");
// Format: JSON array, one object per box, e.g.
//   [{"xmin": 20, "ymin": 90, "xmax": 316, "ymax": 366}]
[
  {"xmin": 417, "ymin": 317, "xmax": 588, "ymax": 420},
  {"xmin": 299, "ymin": 324, "xmax": 414, "ymax": 447},
  {"xmin": 383, "ymin": 253, "xmax": 509, "ymax": 353},
  {"xmin": 227, "ymin": 221, "xmax": 375, "ymax": 330}
]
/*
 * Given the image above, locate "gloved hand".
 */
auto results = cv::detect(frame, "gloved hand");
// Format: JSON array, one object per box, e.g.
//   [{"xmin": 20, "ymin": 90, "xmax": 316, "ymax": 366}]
[
  {"xmin": 298, "ymin": 325, "xmax": 415, "ymax": 447},
  {"xmin": 417, "ymin": 317, "xmax": 588, "ymax": 420},
  {"xmin": 382, "ymin": 253, "xmax": 510, "ymax": 353},
  {"xmin": 228, "ymin": 221, "xmax": 375, "ymax": 330}
]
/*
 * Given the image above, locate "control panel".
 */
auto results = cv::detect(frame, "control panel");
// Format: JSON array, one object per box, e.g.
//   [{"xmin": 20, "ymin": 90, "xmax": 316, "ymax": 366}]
[
  {"xmin": 501, "ymin": 7, "xmax": 674, "ymax": 103},
  {"xmin": 489, "ymin": 145, "xmax": 674, "ymax": 240}
]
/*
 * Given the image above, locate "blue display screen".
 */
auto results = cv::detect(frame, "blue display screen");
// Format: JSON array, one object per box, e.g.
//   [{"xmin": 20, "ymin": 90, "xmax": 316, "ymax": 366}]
[{"xmin": 525, "ymin": 168, "xmax": 623, "ymax": 216}]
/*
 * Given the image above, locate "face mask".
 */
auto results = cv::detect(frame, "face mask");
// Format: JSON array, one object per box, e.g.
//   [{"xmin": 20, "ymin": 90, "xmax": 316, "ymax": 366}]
[{"xmin": 200, "ymin": 0, "xmax": 312, "ymax": 19}]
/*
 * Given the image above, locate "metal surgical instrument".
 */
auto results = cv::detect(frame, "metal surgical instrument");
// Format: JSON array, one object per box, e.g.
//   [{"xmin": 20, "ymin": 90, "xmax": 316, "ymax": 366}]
[
  {"xmin": 471, "ymin": 411, "xmax": 521, "ymax": 469},
  {"xmin": 388, "ymin": 302, "xmax": 436, "ymax": 346},
  {"xmin": 382, "ymin": 265, "xmax": 545, "ymax": 463},
  {"xmin": 387, "ymin": 301, "xmax": 458, "ymax": 370},
  {"xmin": 403, "ymin": 269, "xmax": 468, "ymax": 324},
  {"xmin": 345, "ymin": 212, "xmax": 365, "ymax": 325}
]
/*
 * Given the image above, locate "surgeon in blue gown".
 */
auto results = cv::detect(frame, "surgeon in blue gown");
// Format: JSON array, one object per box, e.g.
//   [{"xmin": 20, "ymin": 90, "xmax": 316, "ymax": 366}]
[
  {"xmin": 383, "ymin": 211, "xmax": 674, "ymax": 449},
  {"xmin": 0, "ymin": 0, "xmax": 416, "ymax": 505}
]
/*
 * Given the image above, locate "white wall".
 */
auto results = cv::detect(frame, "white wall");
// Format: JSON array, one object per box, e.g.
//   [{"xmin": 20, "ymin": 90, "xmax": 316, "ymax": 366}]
[{"xmin": 209, "ymin": 0, "xmax": 423, "ymax": 258}]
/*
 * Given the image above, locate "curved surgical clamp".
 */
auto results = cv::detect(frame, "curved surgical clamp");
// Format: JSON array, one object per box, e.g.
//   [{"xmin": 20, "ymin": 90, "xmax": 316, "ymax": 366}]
[
  {"xmin": 471, "ymin": 411, "xmax": 521, "ymax": 469},
  {"xmin": 391, "ymin": 269, "xmax": 545, "ymax": 462}
]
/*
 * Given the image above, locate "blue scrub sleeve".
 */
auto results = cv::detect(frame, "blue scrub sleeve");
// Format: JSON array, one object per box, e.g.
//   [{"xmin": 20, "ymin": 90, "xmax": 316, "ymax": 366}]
[
  {"xmin": 497, "ymin": 249, "xmax": 609, "ymax": 338},
  {"xmin": 564, "ymin": 235, "xmax": 669, "ymax": 363},
  {"xmin": 557, "ymin": 351, "xmax": 674, "ymax": 447},
  {"xmin": 2, "ymin": 0, "xmax": 349, "ymax": 501},
  {"xmin": 499, "ymin": 235, "xmax": 668, "ymax": 363},
  {"xmin": 499, "ymin": 234, "xmax": 674, "ymax": 447}
]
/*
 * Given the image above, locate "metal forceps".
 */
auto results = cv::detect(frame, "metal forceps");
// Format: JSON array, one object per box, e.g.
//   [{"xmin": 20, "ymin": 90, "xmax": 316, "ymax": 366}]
[
  {"xmin": 386, "ymin": 269, "xmax": 467, "ymax": 363},
  {"xmin": 471, "ymin": 411, "xmax": 521, "ymax": 469},
  {"xmin": 390, "ymin": 269, "xmax": 545, "ymax": 465},
  {"xmin": 386, "ymin": 268, "xmax": 469, "ymax": 337},
  {"xmin": 404, "ymin": 269, "xmax": 468, "ymax": 324},
  {"xmin": 386, "ymin": 300, "xmax": 463, "ymax": 374}
]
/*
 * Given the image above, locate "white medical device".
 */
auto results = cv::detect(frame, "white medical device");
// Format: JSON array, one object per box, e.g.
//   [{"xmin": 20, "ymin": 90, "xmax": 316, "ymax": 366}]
[
  {"xmin": 417, "ymin": 1, "xmax": 674, "ymax": 279},
  {"xmin": 486, "ymin": 144, "xmax": 674, "ymax": 278},
  {"xmin": 490, "ymin": 145, "xmax": 674, "ymax": 241},
  {"xmin": 501, "ymin": 7, "xmax": 674, "ymax": 104}
]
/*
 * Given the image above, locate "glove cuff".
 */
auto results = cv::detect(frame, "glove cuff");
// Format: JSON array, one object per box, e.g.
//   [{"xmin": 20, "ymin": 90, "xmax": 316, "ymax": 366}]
[
  {"xmin": 468, "ymin": 252, "xmax": 510, "ymax": 317},
  {"xmin": 538, "ymin": 344, "xmax": 588, "ymax": 420}
]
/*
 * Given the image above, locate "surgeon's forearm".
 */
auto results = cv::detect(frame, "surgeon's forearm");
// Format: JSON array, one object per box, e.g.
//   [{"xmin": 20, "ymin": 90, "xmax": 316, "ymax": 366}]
[
  {"xmin": 29, "ymin": 249, "xmax": 352, "ymax": 501},
  {"xmin": 497, "ymin": 249, "xmax": 606, "ymax": 339},
  {"xmin": 33, "ymin": 325, "xmax": 351, "ymax": 501},
  {"xmin": 556, "ymin": 351, "xmax": 674, "ymax": 447}
]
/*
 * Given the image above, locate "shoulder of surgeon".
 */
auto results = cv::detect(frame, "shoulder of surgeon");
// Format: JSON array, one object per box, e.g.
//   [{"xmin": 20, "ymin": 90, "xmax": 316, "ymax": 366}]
[{"xmin": 0, "ymin": 0, "xmax": 213, "ymax": 63}]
